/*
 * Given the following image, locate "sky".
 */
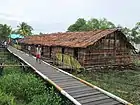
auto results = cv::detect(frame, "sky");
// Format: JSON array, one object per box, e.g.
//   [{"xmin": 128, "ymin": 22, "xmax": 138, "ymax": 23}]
[{"xmin": 0, "ymin": 0, "xmax": 140, "ymax": 34}]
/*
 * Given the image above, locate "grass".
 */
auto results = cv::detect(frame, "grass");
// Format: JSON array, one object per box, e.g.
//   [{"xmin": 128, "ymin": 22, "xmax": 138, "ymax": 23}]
[{"xmin": 74, "ymin": 69, "xmax": 140, "ymax": 105}]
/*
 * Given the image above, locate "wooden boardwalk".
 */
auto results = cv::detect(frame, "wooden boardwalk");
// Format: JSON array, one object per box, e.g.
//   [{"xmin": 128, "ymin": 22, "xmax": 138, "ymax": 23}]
[{"xmin": 7, "ymin": 46, "xmax": 132, "ymax": 105}]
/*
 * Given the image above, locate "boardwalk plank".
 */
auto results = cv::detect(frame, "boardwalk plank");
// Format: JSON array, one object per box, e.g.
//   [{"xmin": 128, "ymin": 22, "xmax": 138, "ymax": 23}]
[
  {"xmin": 76, "ymin": 93, "xmax": 108, "ymax": 101},
  {"xmin": 82, "ymin": 98, "xmax": 117, "ymax": 105},
  {"xmin": 72, "ymin": 91, "xmax": 101, "ymax": 98},
  {"xmin": 69, "ymin": 89, "xmax": 100, "ymax": 96},
  {"xmin": 79, "ymin": 95, "xmax": 109, "ymax": 104},
  {"xmin": 98, "ymin": 100, "xmax": 120, "ymax": 105}
]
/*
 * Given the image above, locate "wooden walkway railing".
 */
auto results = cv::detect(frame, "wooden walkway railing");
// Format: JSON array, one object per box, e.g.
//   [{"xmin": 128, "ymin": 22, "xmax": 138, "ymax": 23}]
[{"xmin": 7, "ymin": 46, "xmax": 132, "ymax": 105}]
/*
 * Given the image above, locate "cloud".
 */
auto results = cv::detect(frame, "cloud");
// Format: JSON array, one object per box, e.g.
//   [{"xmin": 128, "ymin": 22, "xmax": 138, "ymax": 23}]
[
  {"xmin": 0, "ymin": 0, "xmax": 139, "ymax": 33},
  {"xmin": 0, "ymin": 13, "xmax": 31, "ymax": 22}
]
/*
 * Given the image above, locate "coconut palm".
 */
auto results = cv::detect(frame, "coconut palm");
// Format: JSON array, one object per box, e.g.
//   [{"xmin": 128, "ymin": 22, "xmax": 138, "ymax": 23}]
[{"xmin": 17, "ymin": 22, "xmax": 33, "ymax": 36}]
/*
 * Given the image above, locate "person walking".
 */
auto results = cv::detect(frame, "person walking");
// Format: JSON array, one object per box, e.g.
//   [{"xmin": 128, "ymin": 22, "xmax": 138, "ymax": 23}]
[
  {"xmin": 4, "ymin": 41, "xmax": 7, "ymax": 48},
  {"xmin": 28, "ymin": 45, "xmax": 31, "ymax": 55},
  {"xmin": 36, "ymin": 45, "xmax": 42, "ymax": 63}
]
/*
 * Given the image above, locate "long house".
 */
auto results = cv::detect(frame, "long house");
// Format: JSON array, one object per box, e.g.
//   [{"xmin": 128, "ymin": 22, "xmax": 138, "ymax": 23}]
[{"xmin": 19, "ymin": 29, "xmax": 135, "ymax": 68}]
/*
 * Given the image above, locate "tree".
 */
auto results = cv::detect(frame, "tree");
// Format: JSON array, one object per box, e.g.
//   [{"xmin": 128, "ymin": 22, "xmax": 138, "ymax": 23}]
[
  {"xmin": 17, "ymin": 22, "xmax": 33, "ymax": 36},
  {"xmin": 87, "ymin": 18, "xmax": 100, "ymax": 30},
  {"xmin": 118, "ymin": 23, "xmax": 140, "ymax": 44},
  {"xmin": 67, "ymin": 18, "xmax": 88, "ymax": 32},
  {"xmin": 131, "ymin": 22, "xmax": 140, "ymax": 44},
  {"xmin": 67, "ymin": 18, "xmax": 116, "ymax": 32},
  {"xmin": 117, "ymin": 26, "xmax": 132, "ymax": 41},
  {"xmin": 98, "ymin": 18, "xmax": 116, "ymax": 29},
  {"xmin": 0, "ymin": 24, "xmax": 12, "ymax": 40},
  {"xmin": 39, "ymin": 32, "xmax": 44, "ymax": 35}
]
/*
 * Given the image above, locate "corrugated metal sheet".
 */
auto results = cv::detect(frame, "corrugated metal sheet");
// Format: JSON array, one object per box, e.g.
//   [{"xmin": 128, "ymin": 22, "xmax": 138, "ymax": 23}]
[{"xmin": 20, "ymin": 29, "xmax": 118, "ymax": 48}]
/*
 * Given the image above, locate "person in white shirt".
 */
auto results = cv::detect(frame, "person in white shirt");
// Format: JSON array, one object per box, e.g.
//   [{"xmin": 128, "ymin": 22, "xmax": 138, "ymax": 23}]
[
  {"xmin": 28, "ymin": 45, "xmax": 31, "ymax": 55},
  {"xmin": 36, "ymin": 45, "xmax": 42, "ymax": 63},
  {"xmin": 4, "ymin": 41, "xmax": 7, "ymax": 47}
]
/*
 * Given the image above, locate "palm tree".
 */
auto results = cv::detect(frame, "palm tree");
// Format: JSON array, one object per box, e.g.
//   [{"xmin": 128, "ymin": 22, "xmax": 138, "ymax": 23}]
[
  {"xmin": 17, "ymin": 22, "xmax": 33, "ymax": 36},
  {"xmin": 0, "ymin": 24, "xmax": 12, "ymax": 40}
]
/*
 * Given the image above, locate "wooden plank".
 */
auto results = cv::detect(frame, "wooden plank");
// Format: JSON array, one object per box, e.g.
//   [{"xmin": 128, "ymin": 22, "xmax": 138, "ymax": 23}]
[
  {"xmin": 64, "ymin": 85, "xmax": 89, "ymax": 91},
  {"xmin": 48, "ymin": 73, "xmax": 69, "ymax": 78},
  {"xmin": 71, "ymin": 91, "xmax": 100, "ymax": 98},
  {"xmin": 76, "ymin": 93, "xmax": 108, "ymax": 101},
  {"xmin": 58, "ymin": 82, "xmax": 83, "ymax": 87},
  {"xmin": 42, "ymin": 72, "xmax": 64, "ymax": 76},
  {"xmin": 99, "ymin": 100, "xmax": 120, "ymax": 105},
  {"xmin": 78, "ymin": 95, "xmax": 109, "ymax": 104},
  {"xmin": 54, "ymin": 78, "xmax": 77, "ymax": 83},
  {"xmin": 51, "ymin": 76, "xmax": 73, "ymax": 81},
  {"xmin": 63, "ymin": 84, "xmax": 87, "ymax": 90},
  {"xmin": 48, "ymin": 75, "xmax": 71, "ymax": 80},
  {"xmin": 57, "ymin": 80, "xmax": 81, "ymax": 84},
  {"xmin": 68, "ymin": 87, "xmax": 94, "ymax": 94},
  {"xmin": 82, "ymin": 98, "xmax": 118, "ymax": 105}
]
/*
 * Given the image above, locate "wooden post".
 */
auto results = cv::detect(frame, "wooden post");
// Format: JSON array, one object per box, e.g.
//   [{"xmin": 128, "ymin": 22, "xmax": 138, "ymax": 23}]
[{"xmin": 114, "ymin": 32, "xmax": 116, "ymax": 64}]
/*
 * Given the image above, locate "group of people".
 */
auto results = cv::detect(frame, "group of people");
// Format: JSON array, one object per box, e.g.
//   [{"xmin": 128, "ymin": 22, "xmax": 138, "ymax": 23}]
[{"xmin": 28, "ymin": 45, "xmax": 42, "ymax": 64}]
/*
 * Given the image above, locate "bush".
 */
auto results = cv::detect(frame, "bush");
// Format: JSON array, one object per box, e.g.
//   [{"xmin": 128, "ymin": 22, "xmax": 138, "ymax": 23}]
[
  {"xmin": 3, "ymin": 68, "xmax": 21, "ymax": 75},
  {"xmin": 28, "ymin": 88, "xmax": 62, "ymax": 105},
  {"xmin": 0, "ymin": 90, "xmax": 16, "ymax": 105},
  {"xmin": 0, "ymin": 73, "xmax": 46, "ymax": 103}
]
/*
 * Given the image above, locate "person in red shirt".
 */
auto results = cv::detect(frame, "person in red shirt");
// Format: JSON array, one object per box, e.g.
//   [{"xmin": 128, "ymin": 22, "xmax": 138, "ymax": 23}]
[{"xmin": 36, "ymin": 45, "xmax": 42, "ymax": 63}]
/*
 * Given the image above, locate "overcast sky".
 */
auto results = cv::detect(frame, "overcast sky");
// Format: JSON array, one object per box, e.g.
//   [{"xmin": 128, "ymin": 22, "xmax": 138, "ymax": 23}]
[{"xmin": 0, "ymin": 0, "xmax": 140, "ymax": 34}]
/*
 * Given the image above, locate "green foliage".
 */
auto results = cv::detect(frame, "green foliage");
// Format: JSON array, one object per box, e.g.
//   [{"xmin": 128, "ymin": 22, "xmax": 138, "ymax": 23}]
[
  {"xmin": 0, "ymin": 24, "xmax": 12, "ymax": 40},
  {"xmin": 0, "ymin": 22, "xmax": 33, "ymax": 40},
  {"xmin": 56, "ymin": 53, "xmax": 82, "ymax": 70},
  {"xmin": 117, "ymin": 22, "xmax": 140, "ymax": 44},
  {"xmin": 28, "ymin": 88, "xmax": 62, "ymax": 105},
  {"xmin": 68, "ymin": 18, "xmax": 88, "ymax": 32},
  {"xmin": 67, "ymin": 18, "xmax": 115, "ymax": 32},
  {"xmin": 0, "ymin": 68, "xmax": 67, "ymax": 105},
  {"xmin": 0, "ymin": 89, "xmax": 16, "ymax": 105},
  {"xmin": 130, "ymin": 22, "xmax": 140, "ymax": 43},
  {"xmin": 17, "ymin": 22, "xmax": 33, "ymax": 36},
  {"xmin": 0, "ymin": 73, "xmax": 46, "ymax": 102},
  {"xmin": 87, "ymin": 18, "xmax": 115, "ymax": 30}
]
